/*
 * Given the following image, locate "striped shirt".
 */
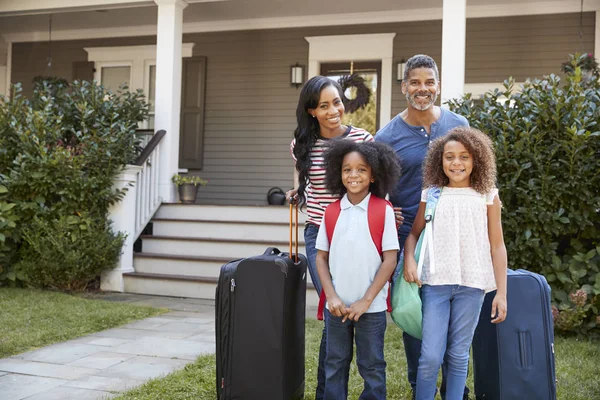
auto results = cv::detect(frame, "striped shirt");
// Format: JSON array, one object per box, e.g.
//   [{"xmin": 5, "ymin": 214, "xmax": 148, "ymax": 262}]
[{"xmin": 290, "ymin": 126, "xmax": 374, "ymax": 226}]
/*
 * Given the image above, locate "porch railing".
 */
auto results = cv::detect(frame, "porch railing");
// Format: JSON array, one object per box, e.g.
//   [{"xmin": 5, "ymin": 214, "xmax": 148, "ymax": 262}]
[{"xmin": 132, "ymin": 129, "xmax": 166, "ymax": 240}]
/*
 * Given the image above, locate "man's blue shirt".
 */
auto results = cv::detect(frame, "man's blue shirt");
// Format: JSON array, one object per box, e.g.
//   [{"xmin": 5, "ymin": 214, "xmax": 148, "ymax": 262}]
[{"xmin": 375, "ymin": 108, "xmax": 469, "ymax": 238}]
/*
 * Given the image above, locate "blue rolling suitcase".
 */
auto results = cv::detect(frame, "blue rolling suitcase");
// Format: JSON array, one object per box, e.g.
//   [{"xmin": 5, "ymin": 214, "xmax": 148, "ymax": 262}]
[{"xmin": 472, "ymin": 269, "xmax": 557, "ymax": 400}]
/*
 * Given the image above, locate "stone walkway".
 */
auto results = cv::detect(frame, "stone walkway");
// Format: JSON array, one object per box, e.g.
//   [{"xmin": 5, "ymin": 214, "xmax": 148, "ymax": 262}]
[{"xmin": 0, "ymin": 293, "xmax": 218, "ymax": 400}]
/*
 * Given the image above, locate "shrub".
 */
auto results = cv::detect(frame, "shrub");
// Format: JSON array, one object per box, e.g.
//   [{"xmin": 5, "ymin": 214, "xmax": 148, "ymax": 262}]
[
  {"xmin": 0, "ymin": 80, "xmax": 148, "ymax": 288},
  {"xmin": 447, "ymin": 55, "xmax": 600, "ymax": 338},
  {"xmin": 16, "ymin": 215, "xmax": 125, "ymax": 291}
]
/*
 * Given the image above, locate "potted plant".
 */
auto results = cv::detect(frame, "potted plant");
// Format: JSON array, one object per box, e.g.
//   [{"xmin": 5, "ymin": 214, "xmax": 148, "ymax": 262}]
[{"xmin": 172, "ymin": 174, "xmax": 208, "ymax": 204}]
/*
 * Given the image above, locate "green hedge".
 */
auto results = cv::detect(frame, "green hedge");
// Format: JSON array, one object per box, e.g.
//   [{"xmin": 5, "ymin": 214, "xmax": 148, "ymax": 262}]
[
  {"xmin": 447, "ymin": 54, "xmax": 600, "ymax": 338},
  {"xmin": 0, "ymin": 80, "xmax": 148, "ymax": 289}
]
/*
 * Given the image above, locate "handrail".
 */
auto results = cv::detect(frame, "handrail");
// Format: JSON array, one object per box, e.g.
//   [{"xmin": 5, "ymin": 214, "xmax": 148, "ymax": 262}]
[{"xmin": 134, "ymin": 129, "xmax": 166, "ymax": 166}]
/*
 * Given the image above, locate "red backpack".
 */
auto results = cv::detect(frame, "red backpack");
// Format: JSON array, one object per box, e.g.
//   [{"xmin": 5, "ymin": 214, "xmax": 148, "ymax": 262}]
[{"xmin": 317, "ymin": 195, "xmax": 394, "ymax": 320}]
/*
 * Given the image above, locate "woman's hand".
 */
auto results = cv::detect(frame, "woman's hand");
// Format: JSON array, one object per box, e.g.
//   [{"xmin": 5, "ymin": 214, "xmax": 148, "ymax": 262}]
[
  {"xmin": 491, "ymin": 293, "xmax": 507, "ymax": 324},
  {"xmin": 285, "ymin": 188, "xmax": 298, "ymax": 204},
  {"xmin": 394, "ymin": 207, "xmax": 404, "ymax": 226},
  {"xmin": 403, "ymin": 258, "xmax": 421, "ymax": 287}
]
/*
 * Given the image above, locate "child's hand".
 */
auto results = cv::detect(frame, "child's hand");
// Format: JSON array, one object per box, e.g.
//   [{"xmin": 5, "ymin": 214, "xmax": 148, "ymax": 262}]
[
  {"xmin": 328, "ymin": 296, "xmax": 348, "ymax": 318},
  {"xmin": 491, "ymin": 293, "xmax": 507, "ymax": 324},
  {"xmin": 403, "ymin": 258, "xmax": 421, "ymax": 287},
  {"xmin": 394, "ymin": 207, "xmax": 404, "ymax": 226},
  {"xmin": 345, "ymin": 298, "xmax": 372, "ymax": 322}
]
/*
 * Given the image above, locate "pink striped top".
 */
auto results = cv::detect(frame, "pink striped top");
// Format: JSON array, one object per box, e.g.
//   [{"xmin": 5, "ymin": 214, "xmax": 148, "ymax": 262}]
[{"xmin": 290, "ymin": 126, "xmax": 374, "ymax": 226}]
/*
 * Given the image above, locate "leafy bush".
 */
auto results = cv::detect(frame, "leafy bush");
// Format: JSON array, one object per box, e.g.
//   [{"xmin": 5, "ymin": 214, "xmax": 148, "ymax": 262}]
[
  {"xmin": 0, "ymin": 80, "xmax": 148, "ymax": 288},
  {"xmin": 447, "ymin": 55, "xmax": 600, "ymax": 338},
  {"xmin": 0, "ymin": 182, "xmax": 18, "ymax": 283},
  {"xmin": 16, "ymin": 216, "xmax": 125, "ymax": 291}
]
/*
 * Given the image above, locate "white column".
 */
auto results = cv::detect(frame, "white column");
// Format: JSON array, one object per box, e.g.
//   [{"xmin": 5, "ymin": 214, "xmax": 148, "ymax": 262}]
[
  {"xmin": 102, "ymin": 165, "xmax": 143, "ymax": 292},
  {"xmin": 3, "ymin": 42, "xmax": 11, "ymax": 98},
  {"xmin": 595, "ymin": 11, "xmax": 600, "ymax": 62},
  {"xmin": 154, "ymin": 0, "xmax": 187, "ymax": 203},
  {"xmin": 440, "ymin": 0, "xmax": 467, "ymax": 107}
]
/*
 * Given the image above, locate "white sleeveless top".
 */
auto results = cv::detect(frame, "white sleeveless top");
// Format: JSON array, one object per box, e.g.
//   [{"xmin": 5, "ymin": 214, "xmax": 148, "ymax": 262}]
[{"xmin": 420, "ymin": 186, "xmax": 498, "ymax": 293}]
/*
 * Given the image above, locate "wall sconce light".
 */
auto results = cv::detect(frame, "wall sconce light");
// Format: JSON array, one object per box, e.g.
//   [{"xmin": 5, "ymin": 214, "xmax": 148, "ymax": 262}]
[
  {"xmin": 290, "ymin": 62, "xmax": 304, "ymax": 88},
  {"xmin": 397, "ymin": 59, "xmax": 406, "ymax": 83}
]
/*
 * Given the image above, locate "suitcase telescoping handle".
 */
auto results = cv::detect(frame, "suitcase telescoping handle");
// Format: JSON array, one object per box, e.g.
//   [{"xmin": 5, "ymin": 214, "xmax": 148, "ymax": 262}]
[{"xmin": 289, "ymin": 202, "xmax": 299, "ymax": 262}]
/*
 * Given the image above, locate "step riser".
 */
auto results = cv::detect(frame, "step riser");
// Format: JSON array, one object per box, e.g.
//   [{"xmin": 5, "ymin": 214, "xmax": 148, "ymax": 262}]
[
  {"xmin": 134, "ymin": 257, "xmax": 225, "ymax": 277},
  {"xmin": 123, "ymin": 276, "xmax": 320, "ymax": 307},
  {"xmin": 143, "ymin": 239, "xmax": 306, "ymax": 259},
  {"xmin": 152, "ymin": 220, "xmax": 306, "ymax": 243},
  {"xmin": 134, "ymin": 256, "xmax": 315, "ymax": 284},
  {"xmin": 156, "ymin": 205, "xmax": 308, "ymax": 223}
]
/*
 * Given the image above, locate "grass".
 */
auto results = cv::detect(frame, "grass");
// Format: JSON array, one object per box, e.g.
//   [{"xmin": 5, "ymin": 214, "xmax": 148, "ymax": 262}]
[
  {"xmin": 0, "ymin": 287, "xmax": 167, "ymax": 358},
  {"xmin": 114, "ymin": 319, "xmax": 600, "ymax": 400}
]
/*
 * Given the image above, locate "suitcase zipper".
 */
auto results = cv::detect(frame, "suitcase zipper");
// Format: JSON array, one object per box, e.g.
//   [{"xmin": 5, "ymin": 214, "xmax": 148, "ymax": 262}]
[{"xmin": 231, "ymin": 278, "xmax": 236, "ymax": 292}]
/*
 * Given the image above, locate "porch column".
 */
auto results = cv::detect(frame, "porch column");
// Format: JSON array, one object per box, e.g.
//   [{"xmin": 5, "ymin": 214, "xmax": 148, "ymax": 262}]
[
  {"xmin": 440, "ymin": 0, "xmax": 466, "ymax": 107},
  {"xmin": 154, "ymin": 0, "xmax": 188, "ymax": 203}
]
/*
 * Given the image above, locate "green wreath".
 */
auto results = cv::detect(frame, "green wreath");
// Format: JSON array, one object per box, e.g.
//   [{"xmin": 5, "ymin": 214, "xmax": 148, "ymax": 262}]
[{"xmin": 338, "ymin": 73, "xmax": 371, "ymax": 114}]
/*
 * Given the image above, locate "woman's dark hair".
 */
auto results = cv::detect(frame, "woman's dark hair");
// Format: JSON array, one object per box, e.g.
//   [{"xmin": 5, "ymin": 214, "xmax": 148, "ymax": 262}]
[
  {"xmin": 292, "ymin": 75, "xmax": 344, "ymax": 207},
  {"xmin": 323, "ymin": 140, "xmax": 401, "ymax": 199},
  {"xmin": 423, "ymin": 126, "xmax": 497, "ymax": 194}
]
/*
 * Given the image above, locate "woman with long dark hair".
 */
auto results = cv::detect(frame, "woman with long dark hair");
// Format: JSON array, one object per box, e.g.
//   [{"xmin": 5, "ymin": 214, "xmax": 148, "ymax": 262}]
[{"xmin": 287, "ymin": 75, "xmax": 373, "ymax": 399}]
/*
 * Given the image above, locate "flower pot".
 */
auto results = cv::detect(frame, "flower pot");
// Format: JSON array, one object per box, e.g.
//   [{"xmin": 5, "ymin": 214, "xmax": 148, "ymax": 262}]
[{"xmin": 178, "ymin": 183, "xmax": 199, "ymax": 204}]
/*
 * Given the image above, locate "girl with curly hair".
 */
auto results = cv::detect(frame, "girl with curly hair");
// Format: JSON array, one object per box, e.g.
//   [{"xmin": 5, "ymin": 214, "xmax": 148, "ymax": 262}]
[
  {"xmin": 314, "ymin": 140, "xmax": 400, "ymax": 400},
  {"xmin": 403, "ymin": 127, "xmax": 508, "ymax": 400},
  {"xmin": 286, "ymin": 75, "xmax": 373, "ymax": 399}
]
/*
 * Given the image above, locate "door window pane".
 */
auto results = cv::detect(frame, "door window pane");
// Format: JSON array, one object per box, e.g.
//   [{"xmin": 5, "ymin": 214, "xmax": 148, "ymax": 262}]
[
  {"xmin": 148, "ymin": 65, "xmax": 156, "ymax": 113},
  {"xmin": 101, "ymin": 66, "xmax": 130, "ymax": 92}
]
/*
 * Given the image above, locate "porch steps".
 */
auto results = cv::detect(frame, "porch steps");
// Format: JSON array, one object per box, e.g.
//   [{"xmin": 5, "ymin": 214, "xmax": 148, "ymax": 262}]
[{"xmin": 124, "ymin": 204, "xmax": 319, "ymax": 307}]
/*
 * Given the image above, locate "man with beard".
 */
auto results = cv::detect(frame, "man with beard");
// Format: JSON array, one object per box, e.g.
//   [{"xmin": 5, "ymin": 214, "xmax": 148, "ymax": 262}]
[{"xmin": 375, "ymin": 54, "xmax": 470, "ymax": 400}]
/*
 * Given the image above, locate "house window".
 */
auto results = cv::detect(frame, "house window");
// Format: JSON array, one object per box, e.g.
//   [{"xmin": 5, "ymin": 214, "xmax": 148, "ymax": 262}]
[
  {"xmin": 147, "ymin": 64, "xmax": 156, "ymax": 129},
  {"xmin": 100, "ymin": 65, "xmax": 131, "ymax": 92}
]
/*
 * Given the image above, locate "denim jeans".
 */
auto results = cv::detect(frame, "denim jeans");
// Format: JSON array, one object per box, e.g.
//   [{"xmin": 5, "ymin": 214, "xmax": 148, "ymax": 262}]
[
  {"xmin": 416, "ymin": 285, "xmax": 485, "ymax": 400},
  {"xmin": 324, "ymin": 309, "xmax": 387, "ymax": 400},
  {"xmin": 398, "ymin": 235, "xmax": 470, "ymax": 400},
  {"xmin": 305, "ymin": 223, "xmax": 326, "ymax": 400}
]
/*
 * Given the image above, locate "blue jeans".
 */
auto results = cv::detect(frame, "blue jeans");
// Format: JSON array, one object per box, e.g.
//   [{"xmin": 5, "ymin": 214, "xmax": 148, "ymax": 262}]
[
  {"xmin": 398, "ymin": 235, "xmax": 470, "ymax": 399},
  {"xmin": 324, "ymin": 309, "xmax": 387, "ymax": 400},
  {"xmin": 416, "ymin": 285, "xmax": 484, "ymax": 400},
  {"xmin": 305, "ymin": 223, "xmax": 326, "ymax": 400}
]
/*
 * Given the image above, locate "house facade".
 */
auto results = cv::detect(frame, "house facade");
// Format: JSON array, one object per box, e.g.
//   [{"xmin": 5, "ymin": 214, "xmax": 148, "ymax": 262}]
[
  {"xmin": 0, "ymin": 0, "xmax": 597, "ymax": 297},
  {"xmin": 0, "ymin": 0, "xmax": 597, "ymax": 206}
]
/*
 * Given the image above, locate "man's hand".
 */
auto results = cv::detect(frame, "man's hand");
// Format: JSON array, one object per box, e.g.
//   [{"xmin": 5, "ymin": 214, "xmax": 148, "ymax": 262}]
[
  {"xmin": 345, "ymin": 298, "xmax": 372, "ymax": 322},
  {"xmin": 403, "ymin": 258, "xmax": 421, "ymax": 287},
  {"xmin": 491, "ymin": 293, "xmax": 507, "ymax": 324},
  {"xmin": 394, "ymin": 207, "xmax": 404, "ymax": 226}
]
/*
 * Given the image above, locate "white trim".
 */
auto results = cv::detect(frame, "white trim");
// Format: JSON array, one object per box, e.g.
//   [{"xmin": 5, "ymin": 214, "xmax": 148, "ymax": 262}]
[
  {"xmin": 0, "ymin": 66, "xmax": 6, "ymax": 96},
  {"xmin": 596, "ymin": 11, "xmax": 600, "ymax": 61},
  {"xmin": 2, "ymin": 1, "xmax": 597, "ymax": 43},
  {"xmin": 84, "ymin": 43, "xmax": 194, "ymax": 61},
  {"xmin": 306, "ymin": 33, "xmax": 395, "ymax": 129},
  {"xmin": 5, "ymin": 42, "xmax": 11, "ymax": 97}
]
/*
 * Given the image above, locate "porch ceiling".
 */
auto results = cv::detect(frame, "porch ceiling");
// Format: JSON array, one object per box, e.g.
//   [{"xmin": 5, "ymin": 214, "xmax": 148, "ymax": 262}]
[{"xmin": 0, "ymin": 0, "xmax": 594, "ymax": 42}]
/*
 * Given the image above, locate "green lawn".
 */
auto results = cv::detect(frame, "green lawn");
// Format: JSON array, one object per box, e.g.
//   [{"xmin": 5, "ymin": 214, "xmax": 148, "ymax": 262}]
[
  {"xmin": 0, "ymin": 288, "xmax": 166, "ymax": 358},
  {"xmin": 114, "ymin": 319, "xmax": 600, "ymax": 400}
]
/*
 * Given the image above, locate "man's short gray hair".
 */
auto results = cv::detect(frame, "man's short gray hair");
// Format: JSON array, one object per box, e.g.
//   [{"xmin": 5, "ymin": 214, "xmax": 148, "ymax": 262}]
[{"xmin": 404, "ymin": 54, "xmax": 439, "ymax": 82}]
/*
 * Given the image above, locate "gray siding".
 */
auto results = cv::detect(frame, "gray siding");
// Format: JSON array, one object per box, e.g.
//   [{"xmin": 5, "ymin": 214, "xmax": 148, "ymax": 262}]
[{"xmin": 10, "ymin": 12, "xmax": 595, "ymax": 205}]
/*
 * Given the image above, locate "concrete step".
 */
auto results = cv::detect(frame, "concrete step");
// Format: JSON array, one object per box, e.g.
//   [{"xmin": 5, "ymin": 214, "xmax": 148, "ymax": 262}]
[
  {"xmin": 140, "ymin": 235, "xmax": 306, "ymax": 259},
  {"xmin": 123, "ymin": 272, "xmax": 320, "ymax": 307},
  {"xmin": 155, "ymin": 204, "xmax": 307, "ymax": 224},
  {"xmin": 151, "ymin": 218, "xmax": 306, "ymax": 243},
  {"xmin": 133, "ymin": 253, "xmax": 231, "ymax": 277}
]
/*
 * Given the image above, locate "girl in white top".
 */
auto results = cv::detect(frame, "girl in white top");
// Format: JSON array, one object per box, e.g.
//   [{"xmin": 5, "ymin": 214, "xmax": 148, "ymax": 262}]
[{"xmin": 404, "ymin": 127, "xmax": 508, "ymax": 400}]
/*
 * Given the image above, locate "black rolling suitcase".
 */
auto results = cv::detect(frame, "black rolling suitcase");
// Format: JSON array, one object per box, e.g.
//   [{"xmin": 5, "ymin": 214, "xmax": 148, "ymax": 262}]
[
  {"xmin": 215, "ymin": 204, "xmax": 307, "ymax": 400},
  {"xmin": 472, "ymin": 269, "xmax": 557, "ymax": 400}
]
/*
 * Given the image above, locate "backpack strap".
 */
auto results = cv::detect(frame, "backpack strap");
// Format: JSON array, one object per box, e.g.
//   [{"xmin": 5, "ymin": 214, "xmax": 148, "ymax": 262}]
[
  {"xmin": 317, "ymin": 196, "xmax": 393, "ymax": 320},
  {"xmin": 417, "ymin": 187, "xmax": 443, "ymax": 278}
]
